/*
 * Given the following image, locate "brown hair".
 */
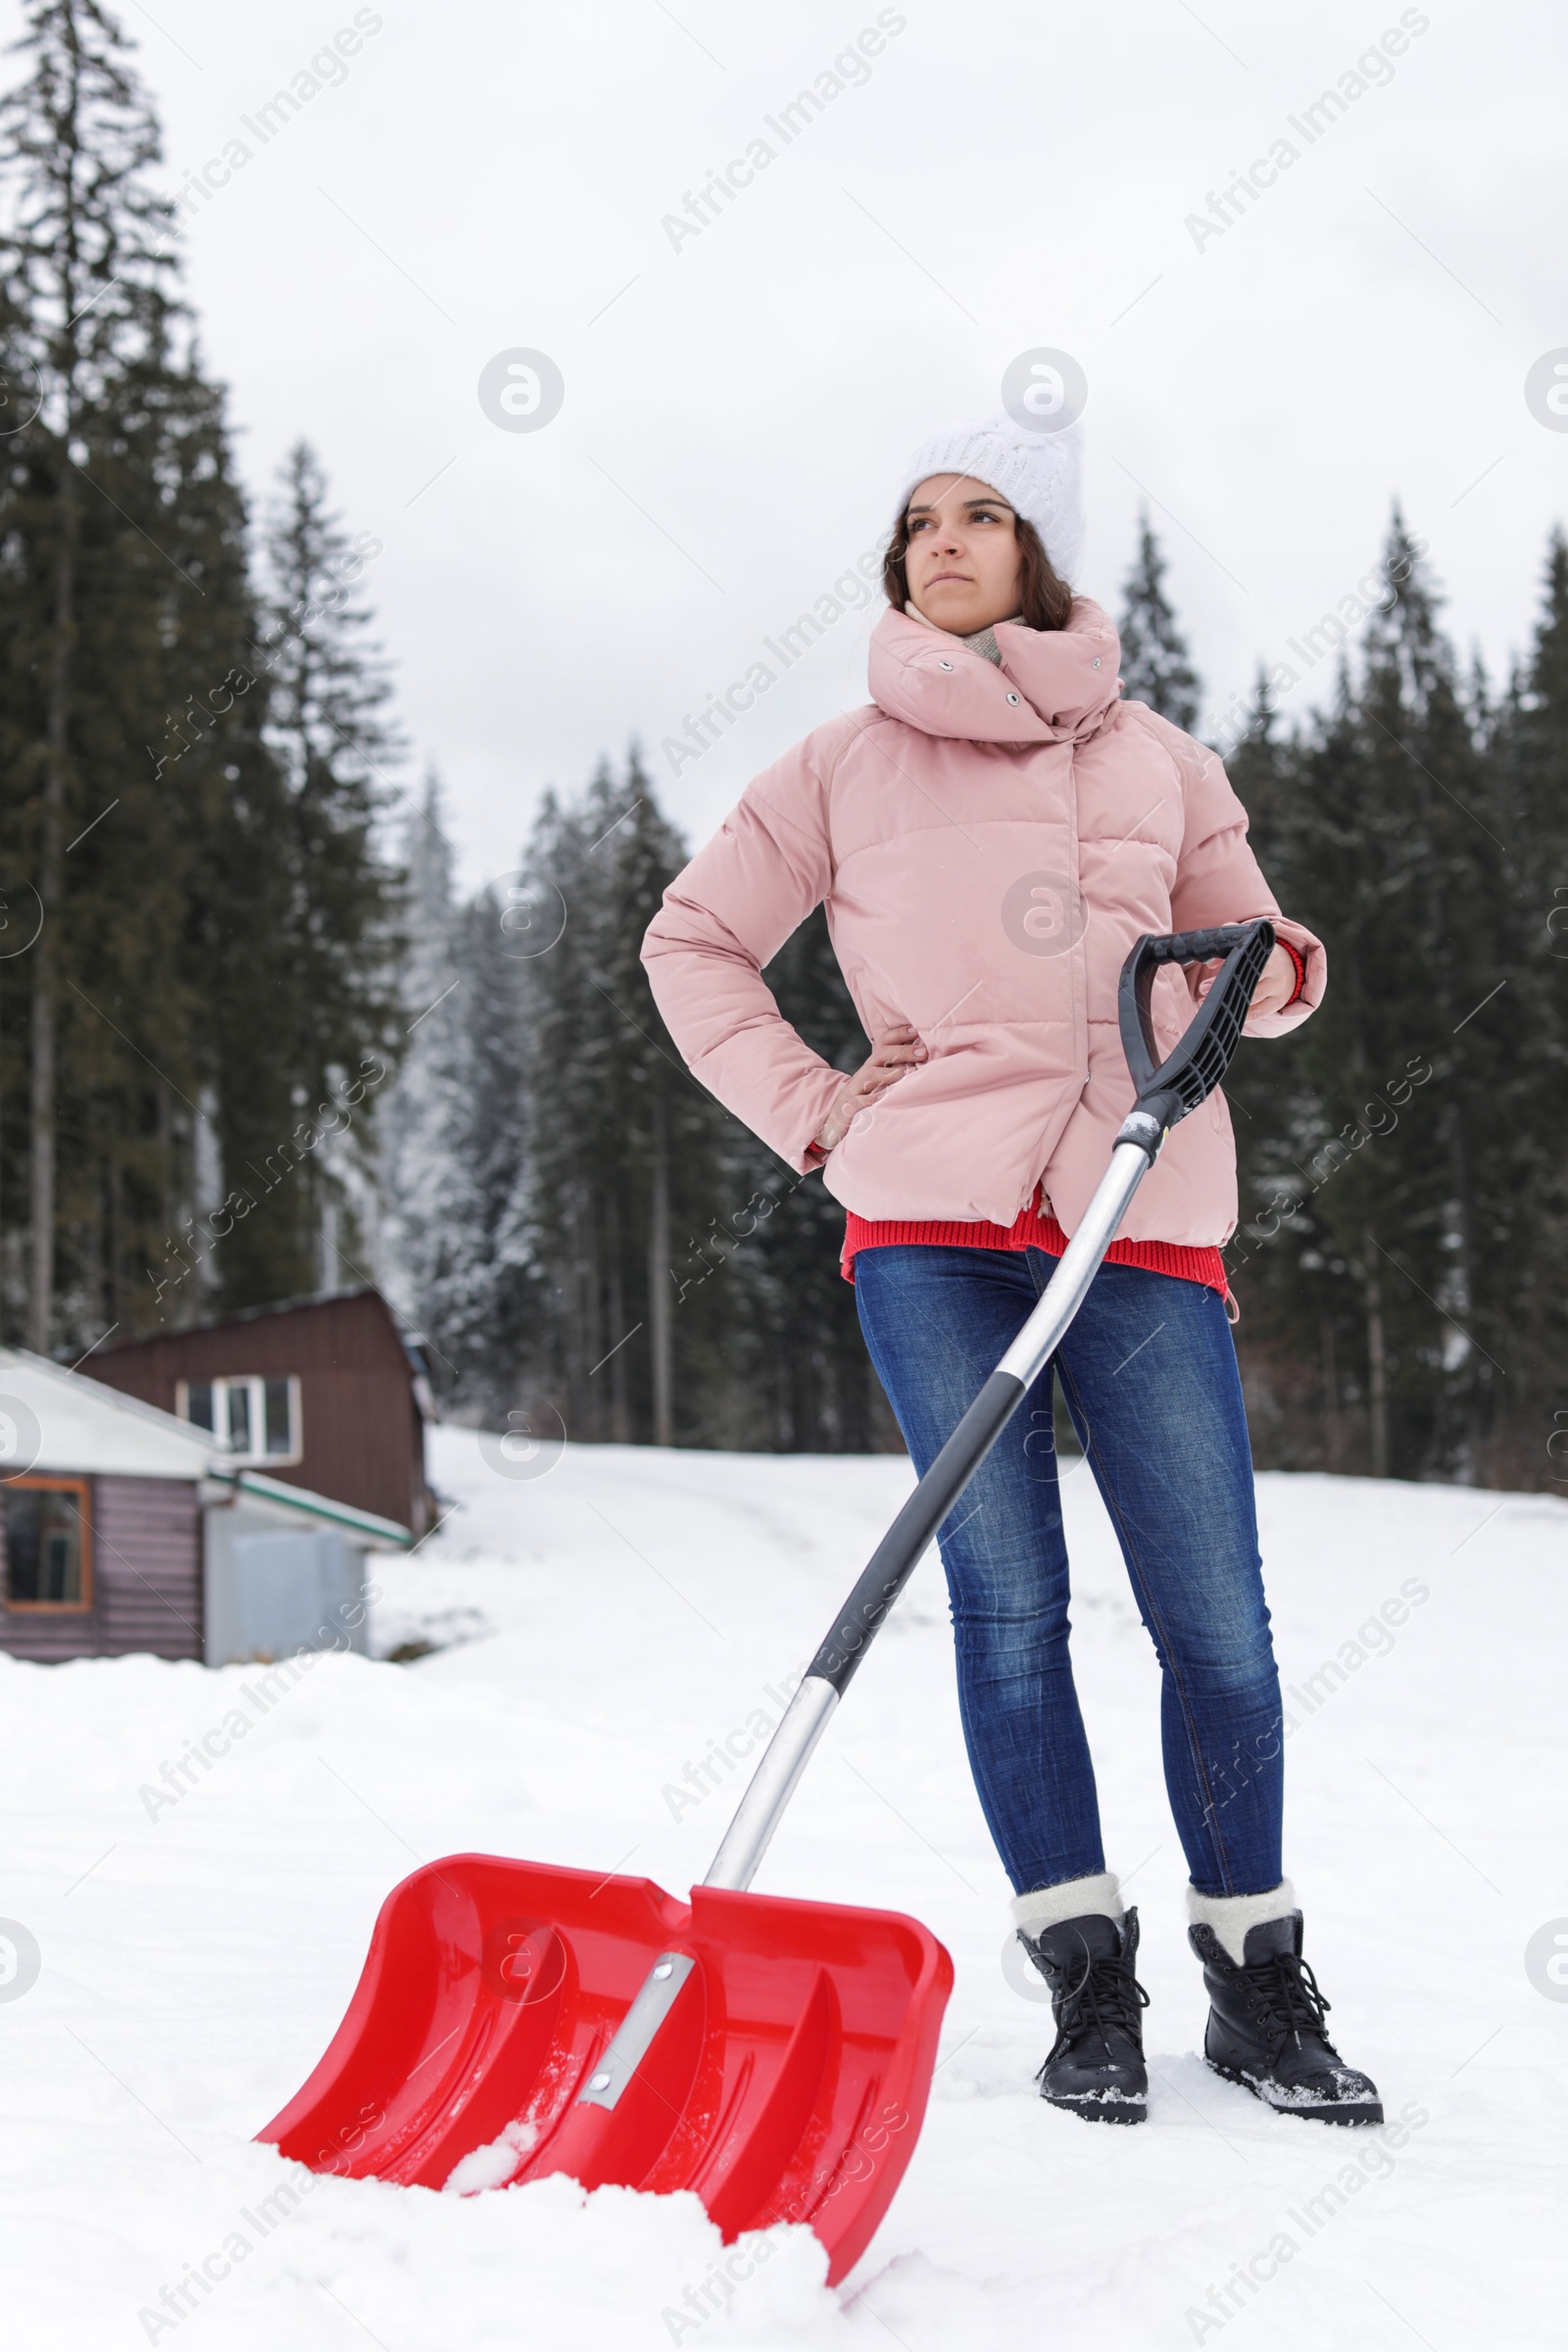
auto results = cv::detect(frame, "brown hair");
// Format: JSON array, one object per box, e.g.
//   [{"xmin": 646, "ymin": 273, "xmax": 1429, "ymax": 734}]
[{"xmin": 882, "ymin": 503, "xmax": 1075, "ymax": 632}]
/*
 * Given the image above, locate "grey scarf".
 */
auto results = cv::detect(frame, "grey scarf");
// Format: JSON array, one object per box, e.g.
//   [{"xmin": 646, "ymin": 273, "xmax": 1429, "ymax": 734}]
[
  {"xmin": 960, "ymin": 615, "xmax": 1025, "ymax": 665},
  {"xmin": 906, "ymin": 599, "xmax": 1025, "ymax": 664}
]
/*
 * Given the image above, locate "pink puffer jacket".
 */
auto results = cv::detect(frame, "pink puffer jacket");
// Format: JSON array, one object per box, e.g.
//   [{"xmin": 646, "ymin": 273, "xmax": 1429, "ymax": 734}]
[{"xmin": 642, "ymin": 598, "xmax": 1324, "ymax": 1247}]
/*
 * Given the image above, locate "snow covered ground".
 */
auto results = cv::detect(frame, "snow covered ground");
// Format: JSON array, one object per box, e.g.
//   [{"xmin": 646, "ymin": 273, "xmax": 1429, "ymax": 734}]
[{"xmin": 1, "ymin": 1427, "xmax": 1563, "ymax": 2349}]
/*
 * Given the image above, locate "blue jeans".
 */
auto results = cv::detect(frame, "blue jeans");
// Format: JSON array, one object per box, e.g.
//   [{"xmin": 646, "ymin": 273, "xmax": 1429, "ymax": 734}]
[{"xmin": 854, "ymin": 1246, "xmax": 1284, "ymax": 1900}]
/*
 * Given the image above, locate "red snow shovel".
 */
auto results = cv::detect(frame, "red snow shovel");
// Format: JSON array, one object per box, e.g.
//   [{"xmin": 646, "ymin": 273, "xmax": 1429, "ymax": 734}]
[{"xmin": 260, "ymin": 921, "xmax": 1275, "ymax": 2282}]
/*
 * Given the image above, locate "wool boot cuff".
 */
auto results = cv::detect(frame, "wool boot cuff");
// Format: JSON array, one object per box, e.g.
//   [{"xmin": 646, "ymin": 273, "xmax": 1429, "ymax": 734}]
[
  {"xmin": 1011, "ymin": 1872, "xmax": 1122, "ymax": 1936},
  {"xmin": 1187, "ymin": 1878, "xmax": 1298, "ymax": 1966}
]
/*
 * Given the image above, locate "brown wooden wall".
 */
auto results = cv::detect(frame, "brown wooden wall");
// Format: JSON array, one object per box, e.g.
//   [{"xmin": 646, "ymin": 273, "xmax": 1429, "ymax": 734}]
[
  {"xmin": 0, "ymin": 1476, "xmax": 202, "ymax": 1663},
  {"xmin": 93, "ymin": 1289, "xmax": 430, "ymax": 1535}
]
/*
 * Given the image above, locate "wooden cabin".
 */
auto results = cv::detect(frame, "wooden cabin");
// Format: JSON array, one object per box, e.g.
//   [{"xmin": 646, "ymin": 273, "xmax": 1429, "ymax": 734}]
[
  {"xmin": 90, "ymin": 1287, "xmax": 435, "ymax": 1539},
  {"xmin": 0, "ymin": 1349, "xmax": 412, "ymax": 1666}
]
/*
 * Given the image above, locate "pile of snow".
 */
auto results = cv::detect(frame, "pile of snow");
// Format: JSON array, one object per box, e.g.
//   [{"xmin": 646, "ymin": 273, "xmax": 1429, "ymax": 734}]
[{"xmin": 0, "ymin": 1427, "xmax": 1561, "ymax": 2348}]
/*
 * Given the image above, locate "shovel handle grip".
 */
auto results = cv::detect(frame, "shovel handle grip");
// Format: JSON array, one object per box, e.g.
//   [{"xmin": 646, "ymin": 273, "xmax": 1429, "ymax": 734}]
[{"xmin": 1115, "ymin": 917, "xmax": 1275, "ymax": 1148}]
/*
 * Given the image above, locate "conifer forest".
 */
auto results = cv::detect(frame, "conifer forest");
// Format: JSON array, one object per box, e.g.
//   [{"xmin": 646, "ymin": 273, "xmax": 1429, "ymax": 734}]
[{"xmin": 2, "ymin": 1, "xmax": 1565, "ymax": 1492}]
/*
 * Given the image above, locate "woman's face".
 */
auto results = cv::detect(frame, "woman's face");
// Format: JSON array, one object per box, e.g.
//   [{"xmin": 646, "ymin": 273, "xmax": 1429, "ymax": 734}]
[{"xmin": 903, "ymin": 472, "xmax": 1023, "ymax": 635}]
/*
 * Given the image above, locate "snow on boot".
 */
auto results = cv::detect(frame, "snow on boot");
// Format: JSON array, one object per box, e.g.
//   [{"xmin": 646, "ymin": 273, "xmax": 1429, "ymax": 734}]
[
  {"xmin": 1017, "ymin": 1905, "xmax": 1151, "ymax": 2125},
  {"xmin": 1187, "ymin": 1886, "xmax": 1382, "ymax": 2127}
]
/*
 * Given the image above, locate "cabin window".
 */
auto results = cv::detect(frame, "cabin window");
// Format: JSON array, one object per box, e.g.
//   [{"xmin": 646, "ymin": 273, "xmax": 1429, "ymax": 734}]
[
  {"xmin": 175, "ymin": 1375, "xmax": 302, "ymax": 1466},
  {"xmin": 3, "ymin": 1479, "xmax": 92, "ymax": 1611}
]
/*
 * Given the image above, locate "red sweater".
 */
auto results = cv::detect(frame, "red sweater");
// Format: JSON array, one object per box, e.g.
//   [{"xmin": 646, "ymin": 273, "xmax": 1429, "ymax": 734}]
[{"xmin": 841, "ymin": 1190, "xmax": 1230, "ymax": 1295}]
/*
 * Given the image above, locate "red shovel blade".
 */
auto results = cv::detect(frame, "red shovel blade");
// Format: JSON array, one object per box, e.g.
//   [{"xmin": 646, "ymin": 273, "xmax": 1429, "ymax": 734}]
[{"xmin": 260, "ymin": 1855, "xmax": 953, "ymax": 2284}]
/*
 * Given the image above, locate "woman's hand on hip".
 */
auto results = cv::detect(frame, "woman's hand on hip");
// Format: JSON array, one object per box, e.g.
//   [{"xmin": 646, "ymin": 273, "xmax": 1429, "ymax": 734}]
[{"xmin": 813, "ymin": 1025, "xmax": 927, "ymax": 1153}]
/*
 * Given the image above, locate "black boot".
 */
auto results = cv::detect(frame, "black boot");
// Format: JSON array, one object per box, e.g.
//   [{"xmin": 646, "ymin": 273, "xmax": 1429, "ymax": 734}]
[
  {"xmin": 1019, "ymin": 1907, "xmax": 1150, "ymax": 2124},
  {"xmin": 1189, "ymin": 1910, "xmax": 1383, "ymax": 2126}
]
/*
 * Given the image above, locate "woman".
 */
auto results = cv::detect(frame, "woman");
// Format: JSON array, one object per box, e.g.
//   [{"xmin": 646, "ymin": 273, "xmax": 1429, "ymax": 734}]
[{"xmin": 642, "ymin": 413, "xmax": 1380, "ymax": 2129}]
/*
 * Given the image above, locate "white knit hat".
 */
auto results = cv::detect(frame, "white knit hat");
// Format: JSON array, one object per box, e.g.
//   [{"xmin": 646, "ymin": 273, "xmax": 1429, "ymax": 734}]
[{"xmin": 892, "ymin": 411, "xmax": 1086, "ymax": 583}]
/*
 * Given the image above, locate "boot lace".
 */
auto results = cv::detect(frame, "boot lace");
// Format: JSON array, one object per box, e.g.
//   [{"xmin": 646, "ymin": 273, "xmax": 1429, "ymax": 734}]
[
  {"xmin": 1047, "ymin": 1947, "xmax": 1150, "ymax": 2058},
  {"xmin": 1241, "ymin": 1950, "xmax": 1337, "ymax": 2060}
]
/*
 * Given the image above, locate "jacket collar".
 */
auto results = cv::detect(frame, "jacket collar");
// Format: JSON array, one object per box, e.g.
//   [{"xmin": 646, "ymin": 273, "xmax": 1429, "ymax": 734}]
[{"xmin": 867, "ymin": 595, "xmax": 1123, "ymax": 746}]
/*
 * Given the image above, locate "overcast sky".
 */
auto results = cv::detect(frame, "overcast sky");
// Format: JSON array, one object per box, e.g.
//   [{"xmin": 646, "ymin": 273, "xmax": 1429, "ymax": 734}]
[{"xmin": 10, "ymin": 0, "xmax": 1566, "ymax": 889}]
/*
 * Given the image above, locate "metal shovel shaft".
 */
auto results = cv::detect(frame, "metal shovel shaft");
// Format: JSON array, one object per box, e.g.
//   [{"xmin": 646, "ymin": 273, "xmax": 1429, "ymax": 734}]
[{"xmin": 701, "ymin": 1133, "xmax": 1154, "ymax": 1896}]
